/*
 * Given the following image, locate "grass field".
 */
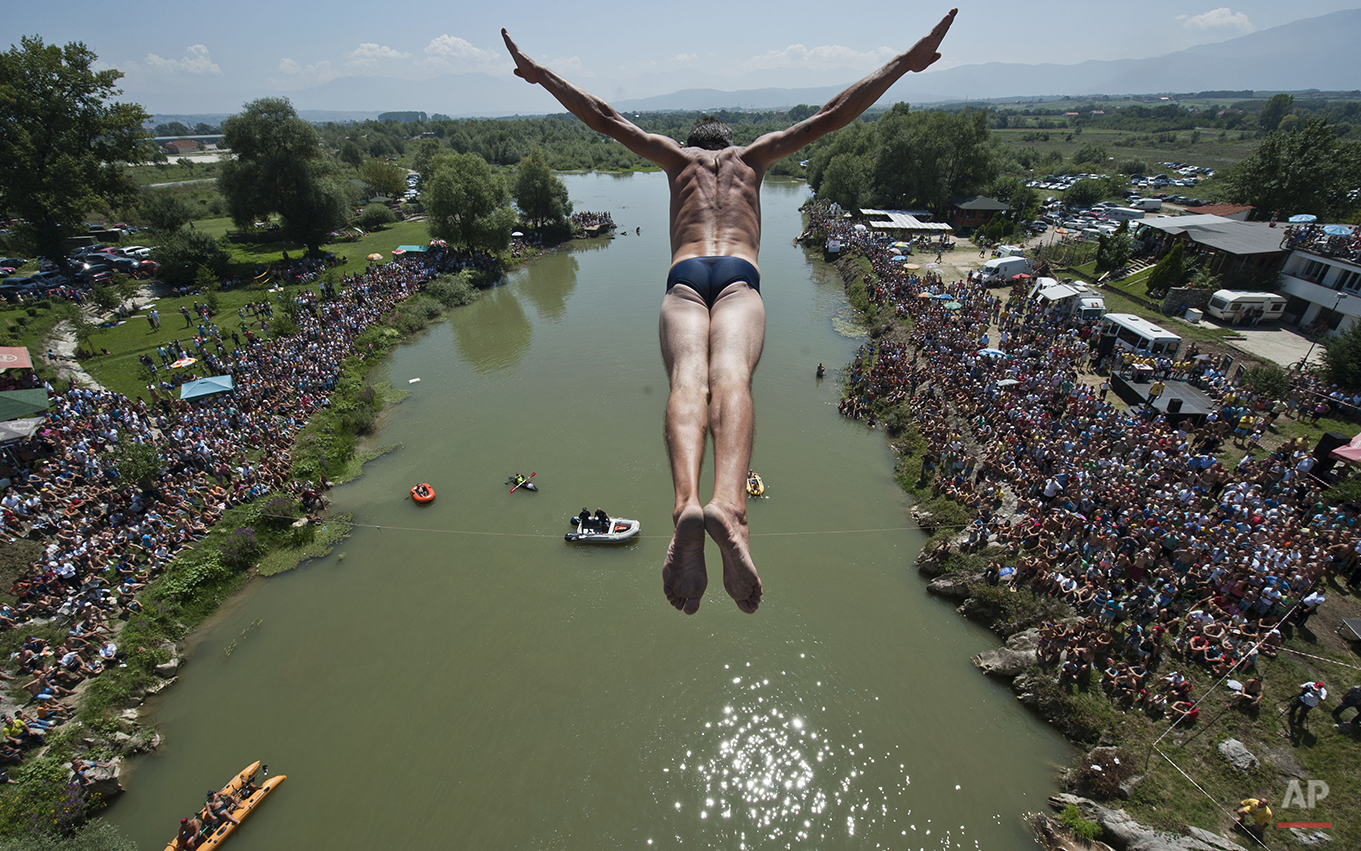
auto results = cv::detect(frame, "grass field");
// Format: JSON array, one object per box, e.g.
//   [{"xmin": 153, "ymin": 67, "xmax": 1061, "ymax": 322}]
[
  {"xmin": 997, "ymin": 126, "xmax": 1261, "ymax": 170},
  {"xmin": 6, "ymin": 216, "xmax": 436, "ymax": 398}
]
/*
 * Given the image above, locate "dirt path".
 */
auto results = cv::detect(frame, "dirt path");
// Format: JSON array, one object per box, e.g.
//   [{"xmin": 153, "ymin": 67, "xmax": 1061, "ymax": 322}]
[{"xmin": 47, "ymin": 320, "xmax": 109, "ymax": 392}]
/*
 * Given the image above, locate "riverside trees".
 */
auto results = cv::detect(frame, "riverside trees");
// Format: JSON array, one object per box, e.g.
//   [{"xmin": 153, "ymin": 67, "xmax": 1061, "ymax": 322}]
[
  {"xmin": 0, "ymin": 37, "xmax": 150, "ymax": 261},
  {"xmin": 512, "ymin": 149, "xmax": 572, "ymax": 232},
  {"xmin": 424, "ymin": 151, "xmax": 515, "ymax": 253},
  {"xmin": 807, "ymin": 106, "xmax": 997, "ymax": 212},
  {"xmin": 217, "ymin": 98, "xmax": 350, "ymax": 253}
]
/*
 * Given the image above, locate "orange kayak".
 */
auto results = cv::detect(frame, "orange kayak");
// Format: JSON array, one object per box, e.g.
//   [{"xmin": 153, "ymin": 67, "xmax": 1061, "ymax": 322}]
[{"xmin": 163, "ymin": 762, "xmax": 285, "ymax": 851}]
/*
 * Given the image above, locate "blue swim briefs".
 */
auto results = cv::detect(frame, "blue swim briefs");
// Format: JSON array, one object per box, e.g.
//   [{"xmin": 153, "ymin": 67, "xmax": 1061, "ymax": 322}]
[{"xmin": 665, "ymin": 256, "xmax": 761, "ymax": 308}]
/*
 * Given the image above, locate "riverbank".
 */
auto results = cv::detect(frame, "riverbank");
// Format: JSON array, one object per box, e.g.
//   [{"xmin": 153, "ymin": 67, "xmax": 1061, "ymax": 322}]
[
  {"xmin": 809, "ymin": 208, "xmax": 1361, "ymax": 850},
  {"xmin": 0, "ymin": 242, "xmax": 521, "ymax": 838}
]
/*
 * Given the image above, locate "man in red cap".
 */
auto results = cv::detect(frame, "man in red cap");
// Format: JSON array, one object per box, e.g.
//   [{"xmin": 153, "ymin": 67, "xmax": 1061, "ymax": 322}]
[
  {"xmin": 175, "ymin": 815, "xmax": 204, "ymax": 849},
  {"xmin": 1288, "ymin": 680, "xmax": 1327, "ymax": 732}
]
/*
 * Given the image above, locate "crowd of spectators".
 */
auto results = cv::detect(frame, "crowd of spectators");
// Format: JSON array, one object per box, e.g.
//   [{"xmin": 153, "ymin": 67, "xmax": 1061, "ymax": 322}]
[
  {"xmin": 807, "ymin": 200, "xmax": 1360, "ymax": 732},
  {"xmin": 571, "ymin": 211, "xmax": 615, "ymax": 233},
  {"xmin": 0, "ymin": 242, "xmax": 500, "ymax": 760},
  {"xmin": 1281, "ymin": 223, "xmax": 1361, "ymax": 265}
]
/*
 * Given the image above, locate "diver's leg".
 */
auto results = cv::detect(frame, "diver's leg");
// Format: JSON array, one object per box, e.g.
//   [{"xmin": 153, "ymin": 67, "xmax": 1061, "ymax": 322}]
[
  {"xmin": 659, "ymin": 287, "xmax": 711, "ymax": 614},
  {"xmin": 703, "ymin": 284, "xmax": 765, "ymax": 613}
]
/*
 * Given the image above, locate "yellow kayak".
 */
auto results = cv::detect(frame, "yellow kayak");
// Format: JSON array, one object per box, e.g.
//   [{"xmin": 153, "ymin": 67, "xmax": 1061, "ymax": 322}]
[
  {"xmin": 746, "ymin": 472, "xmax": 765, "ymax": 497},
  {"xmin": 164, "ymin": 762, "xmax": 285, "ymax": 851}
]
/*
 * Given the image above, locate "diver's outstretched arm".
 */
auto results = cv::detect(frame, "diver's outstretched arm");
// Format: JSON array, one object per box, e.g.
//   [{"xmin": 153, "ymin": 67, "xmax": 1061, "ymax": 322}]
[
  {"xmin": 745, "ymin": 8, "xmax": 957, "ymax": 167},
  {"xmin": 502, "ymin": 29, "xmax": 687, "ymax": 169}
]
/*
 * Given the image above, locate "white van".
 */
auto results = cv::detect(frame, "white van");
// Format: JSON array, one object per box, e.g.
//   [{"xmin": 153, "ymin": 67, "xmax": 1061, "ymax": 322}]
[
  {"xmin": 1205, "ymin": 289, "xmax": 1287, "ymax": 322},
  {"xmin": 978, "ymin": 255, "xmax": 1032, "ymax": 284},
  {"xmin": 1104, "ymin": 207, "xmax": 1145, "ymax": 222},
  {"xmin": 1130, "ymin": 197, "xmax": 1162, "ymax": 211},
  {"xmin": 992, "ymin": 244, "xmax": 1026, "ymax": 258}
]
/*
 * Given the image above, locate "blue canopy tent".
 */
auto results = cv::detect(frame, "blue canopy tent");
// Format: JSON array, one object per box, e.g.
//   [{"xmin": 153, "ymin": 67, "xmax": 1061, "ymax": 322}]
[{"xmin": 179, "ymin": 375, "xmax": 235, "ymax": 401}]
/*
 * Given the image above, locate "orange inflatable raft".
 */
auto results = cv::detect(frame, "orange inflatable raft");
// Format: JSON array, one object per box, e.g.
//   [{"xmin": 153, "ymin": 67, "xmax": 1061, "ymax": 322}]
[{"xmin": 411, "ymin": 483, "xmax": 435, "ymax": 504}]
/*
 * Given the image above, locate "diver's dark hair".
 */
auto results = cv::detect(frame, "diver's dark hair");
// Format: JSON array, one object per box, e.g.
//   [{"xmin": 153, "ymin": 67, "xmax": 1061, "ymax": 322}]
[{"xmin": 686, "ymin": 116, "xmax": 734, "ymax": 150}]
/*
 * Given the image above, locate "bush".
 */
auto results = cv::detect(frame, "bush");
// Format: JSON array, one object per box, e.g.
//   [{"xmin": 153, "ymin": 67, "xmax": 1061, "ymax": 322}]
[
  {"xmin": 1241, "ymin": 364, "xmax": 1289, "ymax": 399},
  {"xmin": 256, "ymin": 494, "xmax": 301, "ymax": 529},
  {"xmin": 424, "ymin": 272, "xmax": 479, "ymax": 307},
  {"xmin": 1145, "ymin": 242, "xmax": 1185, "ymax": 297},
  {"xmin": 1060, "ymin": 804, "xmax": 1105, "ymax": 842},
  {"xmin": 151, "ymin": 230, "xmax": 230, "ymax": 286},
  {"xmin": 1071, "ymin": 142, "xmax": 1108, "ymax": 165},
  {"xmin": 357, "ymin": 203, "xmax": 397, "ymax": 229},
  {"xmin": 219, "ymin": 527, "xmax": 263, "ymax": 569}
]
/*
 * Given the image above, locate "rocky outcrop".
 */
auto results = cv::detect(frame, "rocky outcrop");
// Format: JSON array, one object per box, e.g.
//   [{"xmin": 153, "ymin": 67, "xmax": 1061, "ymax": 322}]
[
  {"xmin": 973, "ymin": 627, "xmax": 1041, "ymax": 677},
  {"xmin": 71, "ymin": 759, "xmax": 125, "ymax": 802},
  {"xmin": 1029, "ymin": 812, "xmax": 1118, "ymax": 851},
  {"xmin": 1217, "ymin": 739, "xmax": 1259, "ymax": 773},
  {"xmin": 927, "ymin": 573, "xmax": 977, "ymax": 599},
  {"xmin": 1049, "ymin": 794, "xmax": 1247, "ymax": 851}
]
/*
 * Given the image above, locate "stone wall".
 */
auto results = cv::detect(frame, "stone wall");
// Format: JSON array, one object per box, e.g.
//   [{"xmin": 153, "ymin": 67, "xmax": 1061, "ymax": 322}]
[{"xmin": 1162, "ymin": 287, "xmax": 1212, "ymax": 319}]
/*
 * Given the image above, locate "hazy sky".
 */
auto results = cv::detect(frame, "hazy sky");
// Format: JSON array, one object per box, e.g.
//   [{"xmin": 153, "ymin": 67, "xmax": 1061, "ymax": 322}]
[{"xmin": 7, "ymin": 1, "xmax": 1360, "ymax": 112}]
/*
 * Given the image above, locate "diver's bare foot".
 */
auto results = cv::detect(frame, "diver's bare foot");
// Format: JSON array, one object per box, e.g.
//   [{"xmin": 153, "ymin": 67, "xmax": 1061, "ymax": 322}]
[
  {"xmin": 663, "ymin": 504, "xmax": 707, "ymax": 614},
  {"xmin": 704, "ymin": 501, "xmax": 762, "ymax": 613}
]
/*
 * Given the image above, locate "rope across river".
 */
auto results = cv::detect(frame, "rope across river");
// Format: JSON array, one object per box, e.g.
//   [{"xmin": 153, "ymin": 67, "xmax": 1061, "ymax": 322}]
[{"xmin": 270, "ymin": 514, "xmax": 924, "ymax": 540}]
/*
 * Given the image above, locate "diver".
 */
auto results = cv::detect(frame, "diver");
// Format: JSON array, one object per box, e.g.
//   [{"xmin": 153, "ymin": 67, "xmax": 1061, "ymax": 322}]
[{"xmin": 594, "ymin": 508, "xmax": 609, "ymax": 531}]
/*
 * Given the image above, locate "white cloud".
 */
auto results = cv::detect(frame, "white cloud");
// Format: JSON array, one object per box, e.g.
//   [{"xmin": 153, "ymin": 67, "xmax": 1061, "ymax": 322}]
[
  {"xmin": 345, "ymin": 43, "xmax": 412, "ymax": 68},
  {"xmin": 1183, "ymin": 8, "xmax": 1255, "ymax": 33},
  {"xmin": 418, "ymin": 34, "xmax": 506, "ymax": 74},
  {"xmin": 275, "ymin": 57, "xmax": 339, "ymax": 87},
  {"xmin": 739, "ymin": 43, "xmax": 896, "ymax": 73},
  {"xmin": 540, "ymin": 54, "xmax": 584, "ymax": 75},
  {"xmin": 673, "ymin": 53, "xmax": 698, "ymax": 65},
  {"xmin": 142, "ymin": 44, "xmax": 221, "ymax": 76}
]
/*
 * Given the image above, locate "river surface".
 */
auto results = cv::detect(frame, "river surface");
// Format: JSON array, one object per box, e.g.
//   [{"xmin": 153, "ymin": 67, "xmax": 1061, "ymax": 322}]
[{"xmin": 108, "ymin": 172, "xmax": 1070, "ymax": 850}]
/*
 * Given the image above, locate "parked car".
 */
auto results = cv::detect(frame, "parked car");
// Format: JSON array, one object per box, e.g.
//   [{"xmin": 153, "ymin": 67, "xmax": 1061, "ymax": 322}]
[
  {"xmin": 0, "ymin": 277, "xmax": 39, "ymax": 301},
  {"xmin": 30, "ymin": 270, "xmax": 70, "ymax": 288}
]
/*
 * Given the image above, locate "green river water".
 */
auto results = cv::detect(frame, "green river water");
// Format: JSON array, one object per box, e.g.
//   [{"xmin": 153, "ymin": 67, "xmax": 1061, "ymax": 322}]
[{"xmin": 107, "ymin": 172, "xmax": 1070, "ymax": 850}]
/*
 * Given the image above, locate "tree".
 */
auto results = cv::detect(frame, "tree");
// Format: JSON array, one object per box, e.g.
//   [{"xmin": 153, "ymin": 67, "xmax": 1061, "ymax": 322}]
[
  {"xmin": 1257, "ymin": 94, "xmax": 1294, "ymax": 134},
  {"xmin": 0, "ymin": 37, "xmax": 150, "ymax": 261},
  {"xmin": 358, "ymin": 202, "xmax": 396, "ymax": 229},
  {"xmin": 807, "ymin": 121, "xmax": 876, "ymax": 209},
  {"xmin": 339, "ymin": 139, "xmax": 364, "ymax": 168},
  {"xmin": 151, "ymin": 230, "xmax": 230, "ymax": 286},
  {"xmin": 512, "ymin": 149, "xmax": 572, "ymax": 229},
  {"xmin": 217, "ymin": 97, "xmax": 350, "ymax": 252},
  {"xmin": 411, "ymin": 137, "xmax": 442, "ymax": 177},
  {"xmin": 424, "ymin": 151, "xmax": 515, "ymax": 252},
  {"xmin": 140, "ymin": 190, "xmax": 194, "ymax": 233},
  {"xmin": 1220, "ymin": 118, "xmax": 1361, "ymax": 221},
  {"xmin": 109, "ymin": 437, "xmax": 164, "ymax": 491},
  {"xmin": 1096, "ymin": 221, "xmax": 1133, "ymax": 272},
  {"xmin": 1323, "ymin": 319, "xmax": 1361, "ymax": 392},
  {"xmin": 870, "ymin": 106, "xmax": 996, "ymax": 212},
  {"xmin": 1241, "ymin": 364, "xmax": 1290, "ymax": 399},
  {"xmin": 1145, "ymin": 242, "xmax": 1185, "ymax": 295},
  {"xmin": 1064, "ymin": 178, "xmax": 1105, "ymax": 208},
  {"xmin": 360, "ymin": 157, "xmax": 406, "ymax": 198}
]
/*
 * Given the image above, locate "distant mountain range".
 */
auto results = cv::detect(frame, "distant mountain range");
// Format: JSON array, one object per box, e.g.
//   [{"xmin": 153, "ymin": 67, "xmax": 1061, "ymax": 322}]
[{"xmin": 143, "ymin": 9, "xmax": 1361, "ymax": 121}]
